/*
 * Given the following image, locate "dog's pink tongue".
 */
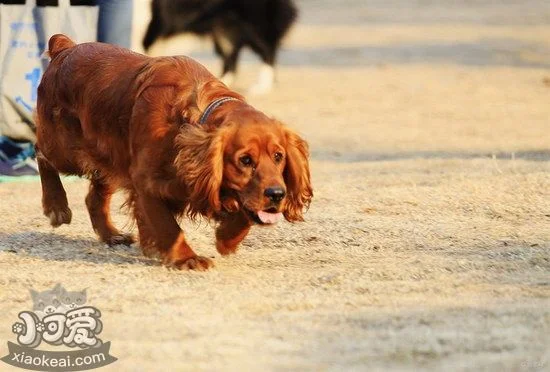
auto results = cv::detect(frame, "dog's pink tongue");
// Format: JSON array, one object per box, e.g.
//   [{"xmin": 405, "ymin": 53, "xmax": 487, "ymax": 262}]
[{"xmin": 257, "ymin": 210, "xmax": 283, "ymax": 224}]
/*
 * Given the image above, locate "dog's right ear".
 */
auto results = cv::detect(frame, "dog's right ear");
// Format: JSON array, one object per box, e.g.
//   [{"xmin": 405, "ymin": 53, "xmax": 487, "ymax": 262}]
[{"xmin": 175, "ymin": 126, "xmax": 229, "ymax": 220}]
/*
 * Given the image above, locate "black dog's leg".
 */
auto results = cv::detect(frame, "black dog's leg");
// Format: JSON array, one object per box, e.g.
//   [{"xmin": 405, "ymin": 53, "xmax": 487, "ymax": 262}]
[
  {"xmin": 142, "ymin": 0, "xmax": 162, "ymax": 51},
  {"xmin": 247, "ymin": 40, "xmax": 277, "ymax": 94},
  {"xmin": 222, "ymin": 43, "xmax": 243, "ymax": 75},
  {"xmin": 215, "ymin": 37, "xmax": 243, "ymax": 87}
]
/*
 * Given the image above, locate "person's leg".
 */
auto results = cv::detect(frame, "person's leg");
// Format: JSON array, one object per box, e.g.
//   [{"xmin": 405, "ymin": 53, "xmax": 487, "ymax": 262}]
[{"xmin": 97, "ymin": 0, "xmax": 134, "ymax": 48}]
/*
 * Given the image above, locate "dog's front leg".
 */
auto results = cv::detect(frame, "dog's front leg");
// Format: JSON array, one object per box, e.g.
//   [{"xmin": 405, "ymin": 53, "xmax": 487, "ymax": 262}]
[
  {"xmin": 134, "ymin": 192, "xmax": 214, "ymax": 271},
  {"xmin": 216, "ymin": 211, "xmax": 252, "ymax": 256}
]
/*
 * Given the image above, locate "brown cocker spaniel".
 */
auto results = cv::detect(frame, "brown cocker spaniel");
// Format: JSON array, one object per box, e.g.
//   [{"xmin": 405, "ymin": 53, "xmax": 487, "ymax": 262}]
[{"xmin": 35, "ymin": 34, "xmax": 312, "ymax": 270}]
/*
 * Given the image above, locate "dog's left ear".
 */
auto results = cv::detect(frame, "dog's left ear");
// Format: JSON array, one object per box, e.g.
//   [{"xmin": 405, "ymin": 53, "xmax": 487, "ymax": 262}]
[
  {"xmin": 175, "ymin": 126, "xmax": 227, "ymax": 219},
  {"xmin": 283, "ymin": 129, "xmax": 313, "ymax": 222}
]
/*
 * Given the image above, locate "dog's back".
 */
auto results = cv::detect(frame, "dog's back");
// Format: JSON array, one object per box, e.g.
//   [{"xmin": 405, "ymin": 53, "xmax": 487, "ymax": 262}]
[
  {"xmin": 143, "ymin": 0, "xmax": 297, "ymax": 50},
  {"xmin": 37, "ymin": 35, "xmax": 146, "ymax": 177},
  {"xmin": 36, "ymin": 34, "xmax": 226, "ymax": 178}
]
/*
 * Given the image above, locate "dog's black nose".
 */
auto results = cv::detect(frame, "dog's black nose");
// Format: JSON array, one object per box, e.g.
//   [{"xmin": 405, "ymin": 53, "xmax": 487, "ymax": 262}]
[{"xmin": 264, "ymin": 186, "xmax": 286, "ymax": 203}]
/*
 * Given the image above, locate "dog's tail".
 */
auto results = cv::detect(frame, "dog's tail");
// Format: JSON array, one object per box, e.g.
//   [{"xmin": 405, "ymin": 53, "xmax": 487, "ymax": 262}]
[{"xmin": 46, "ymin": 34, "xmax": 76, "ymax": 59}]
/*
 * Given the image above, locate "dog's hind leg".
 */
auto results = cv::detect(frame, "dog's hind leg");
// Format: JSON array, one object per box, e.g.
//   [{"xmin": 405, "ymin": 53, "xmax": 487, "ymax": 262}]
[
  {"xmin": 36, "ymin": 150, "xmax": 72, "ymax": 227},
  {"xmin": 85, "ymin": 178, "xmax": 134, "ymax": 246}
]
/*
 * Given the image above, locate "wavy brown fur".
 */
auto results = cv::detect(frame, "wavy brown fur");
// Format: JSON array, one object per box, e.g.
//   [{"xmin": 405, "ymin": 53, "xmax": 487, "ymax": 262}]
[{"xmin": 35, "ymin": 34, "xmax": 312, "ymax": 270}]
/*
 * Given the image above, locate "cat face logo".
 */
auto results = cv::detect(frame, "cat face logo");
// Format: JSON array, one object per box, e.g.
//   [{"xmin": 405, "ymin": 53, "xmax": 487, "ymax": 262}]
[
  {"xmin": 30, "ymin": 284, "xmax": 87, "ymax": 317},
  {"xmin": 1, "ymin": 284, "xmax": 117, "ymax": 371},
  {"xmin": 13, "ymin": 284, "xmax": 99, "ymax": 349}
]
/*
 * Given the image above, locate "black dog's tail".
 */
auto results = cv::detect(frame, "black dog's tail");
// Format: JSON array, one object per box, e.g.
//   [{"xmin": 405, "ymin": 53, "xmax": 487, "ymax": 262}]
[
  {"xmin": 143, "ymin": 0, "xmax": 162, "ymax": 51},
  {"xmin": 267, "ymin": 0, "xmax": 298, "ymax": 44}
]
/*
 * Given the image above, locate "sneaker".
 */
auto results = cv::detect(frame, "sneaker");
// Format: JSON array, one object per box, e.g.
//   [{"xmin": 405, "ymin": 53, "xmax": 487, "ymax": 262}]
[
  {"xmin": 0, "ymin": 136, "xmax": 34, "ymax": 161},
  {"xmin": 0, "ymin": 142, "xmax": 38, "ymax": 177},
  {"xmin": 0, "ymin": 156, "xmax": 39, "ymax": 177}
]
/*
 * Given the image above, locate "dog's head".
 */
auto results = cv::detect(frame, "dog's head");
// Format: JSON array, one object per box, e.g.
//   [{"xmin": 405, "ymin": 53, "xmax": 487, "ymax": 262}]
[{"xmin": 175, "ymin": 108, "xmax": 312, "ymax": 224}]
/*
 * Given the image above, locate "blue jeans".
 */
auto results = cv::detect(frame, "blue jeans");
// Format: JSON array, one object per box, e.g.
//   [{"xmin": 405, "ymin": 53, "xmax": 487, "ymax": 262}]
[{"xmin": 97, "ymin": 0, "xmax": 134, "ymax": 48}]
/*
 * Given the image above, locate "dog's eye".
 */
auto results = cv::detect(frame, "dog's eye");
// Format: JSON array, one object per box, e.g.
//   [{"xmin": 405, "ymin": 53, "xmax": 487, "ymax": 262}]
[
  {"xmin": 239, "ymin": 155, "xmax": 254, "ymax": 167},
  {"xmin": 274, "ymin": 152, "xmax": 284, "ymax": 163}
]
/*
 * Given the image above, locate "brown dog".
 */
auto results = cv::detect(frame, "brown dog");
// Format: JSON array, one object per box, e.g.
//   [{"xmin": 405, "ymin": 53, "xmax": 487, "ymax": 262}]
[{"xmin": 35, "ymin": 34, "xmax": 312, "ymax": 270}]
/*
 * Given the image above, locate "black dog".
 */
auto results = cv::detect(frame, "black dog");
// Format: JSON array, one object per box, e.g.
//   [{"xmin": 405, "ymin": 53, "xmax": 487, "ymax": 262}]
[{"xmin": 142, "ymin": 0, "xmax": 298, "ymax": 94}]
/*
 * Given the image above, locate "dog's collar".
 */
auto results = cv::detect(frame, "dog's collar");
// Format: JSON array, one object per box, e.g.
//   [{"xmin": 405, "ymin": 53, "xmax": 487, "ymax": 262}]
[{"xmin": 199, "ymin": 97, "xmax": 240, "ymax": 124}]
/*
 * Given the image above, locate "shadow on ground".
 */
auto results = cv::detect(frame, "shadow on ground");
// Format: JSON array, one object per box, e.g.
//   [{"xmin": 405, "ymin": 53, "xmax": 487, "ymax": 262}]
[
  {"xmin": 291, "ymin": 304, "xmax": 550, "ymax": 370},
  {"xmin": 188, "ymin": 39, "xmax": 550, "ymax": 69},
  {"xmin": 310, "ymin": 149, "xmax": 550, "ymax": 163},
  {"xmin": 0, "ymin": 231, "xmax": 159, "ymax": 266},
  {"xmin": 281, "ymin": 40, "xmax": 550, "ymax": 69}
]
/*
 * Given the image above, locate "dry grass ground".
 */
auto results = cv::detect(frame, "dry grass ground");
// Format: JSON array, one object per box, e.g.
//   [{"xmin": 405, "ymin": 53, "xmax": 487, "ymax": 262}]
[{"xmin": 1, "ymin": 0, "xmax": 549, "ymax": 370}]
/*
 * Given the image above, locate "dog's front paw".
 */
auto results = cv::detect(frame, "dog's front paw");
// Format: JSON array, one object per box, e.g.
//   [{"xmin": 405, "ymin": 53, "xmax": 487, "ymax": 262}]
[
  {"xmin": 105, "ymin": 233, "xmax": 135, "ymax": 246},
  {"xmin": 169, "ymin": 256, "xmax": 214, "ymax": 271},
  {"xmin": 216, "ymin": 240, "xmax": 239, "ymax": 256},
  {"xmin": 45, "ymin": 206, "xmax": 72, "ymax": 227},
  {"xmin": 220, "ymin": 72, "xmax": 235, "ymax": 87},
  {"xmin": 247, "ymin": 65, "xmax": 274, "ymax": 95}
]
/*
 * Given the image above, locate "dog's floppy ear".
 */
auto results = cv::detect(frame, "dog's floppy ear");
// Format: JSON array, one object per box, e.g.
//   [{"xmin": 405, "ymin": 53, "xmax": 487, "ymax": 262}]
[
  {"xmin": 175, "ymin": 126, "xmax": 227, "ymax": 220},
  {"xmin": 283, "ymin": 128, "xmax": 313, "ymax": 222}
]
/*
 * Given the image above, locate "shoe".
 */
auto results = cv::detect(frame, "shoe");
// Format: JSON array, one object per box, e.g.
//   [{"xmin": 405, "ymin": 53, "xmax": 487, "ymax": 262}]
[
  {"xmin": 0, "ymin": 156, "xmax": 39, "ymax": 177},
  {"xmin": 0, "ymin": 136, "xmax": 34, "ymax": 161},
  {"xmin": 0, "ymin": 140, "xmax": 38, "ymax": 177}
]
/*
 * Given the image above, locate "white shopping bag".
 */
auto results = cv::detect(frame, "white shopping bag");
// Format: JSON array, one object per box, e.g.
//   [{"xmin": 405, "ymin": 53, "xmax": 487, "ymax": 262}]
[{"xmin": 0, "ymin": 0, "xmax": 98, "ymax": 141}]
